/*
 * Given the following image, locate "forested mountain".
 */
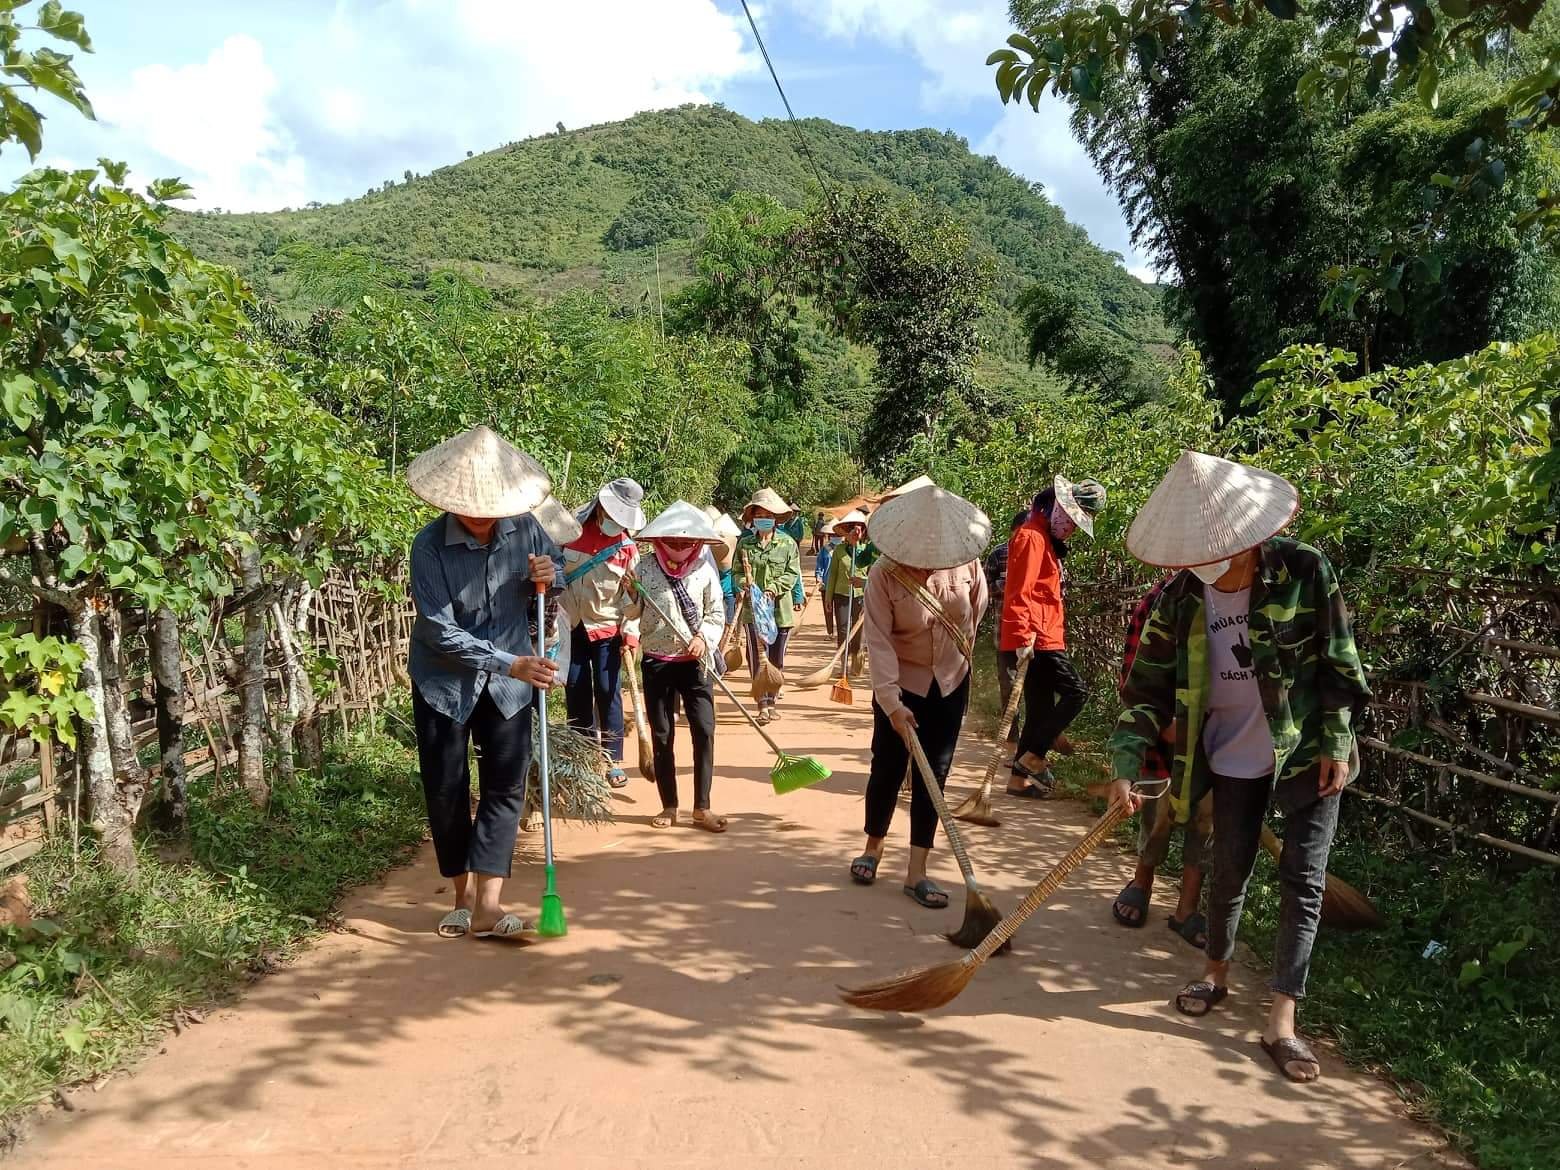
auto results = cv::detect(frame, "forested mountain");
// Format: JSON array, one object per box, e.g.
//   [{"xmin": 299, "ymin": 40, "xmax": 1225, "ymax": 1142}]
[{"xmin": 170, "ymin": 103, "xmax": 1165, "ymax": 345}]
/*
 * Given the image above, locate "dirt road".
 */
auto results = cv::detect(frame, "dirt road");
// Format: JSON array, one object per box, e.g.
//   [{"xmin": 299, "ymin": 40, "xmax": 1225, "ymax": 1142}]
[{"xmin": 18, "ymin": 611, "xmax": 1456, "ymax": 1169}]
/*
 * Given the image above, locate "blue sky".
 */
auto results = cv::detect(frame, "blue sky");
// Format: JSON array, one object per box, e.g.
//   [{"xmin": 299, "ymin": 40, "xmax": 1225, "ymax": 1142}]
[{"xmin": 2, "ymin": 0, "xmax": 1151, "ymax": 277}]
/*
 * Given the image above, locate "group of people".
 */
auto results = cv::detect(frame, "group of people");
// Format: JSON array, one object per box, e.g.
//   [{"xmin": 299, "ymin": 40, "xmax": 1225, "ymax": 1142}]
[{"xmin": 403, "ymin": 425, "xmax": 1370, "ymax": 1085}]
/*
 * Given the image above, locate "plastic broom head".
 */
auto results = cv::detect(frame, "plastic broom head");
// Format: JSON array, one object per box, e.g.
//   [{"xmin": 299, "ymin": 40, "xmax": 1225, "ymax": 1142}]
[
  {"xmin": 771, "ymin": 752, "xmax": 831, "ymax": 794},
  {"xmin": 829, "ymin": 676, "xmax": 853, "ymax": 705},
  {"xmin": 538, "ymin": 864, "xmax": 567, "ymax": 937}
]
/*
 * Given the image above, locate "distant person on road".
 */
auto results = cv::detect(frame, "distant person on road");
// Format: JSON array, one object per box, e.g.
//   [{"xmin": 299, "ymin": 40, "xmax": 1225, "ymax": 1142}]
[
  {"xmin": 825, "ymin": 510, "xmax": 870, "ymax": 670},
  {"xmin": 1105, "ymin": 451, "xmax": 1371, "ymax": 1084},
  {"xmin": 627, "ymin": 502, "xmax": 729, "ymax": 833},
  {"xmin": 999, "ymin": 474, "xmax": 1105, "ymax": 797},
  {"xmin": 561, "ymin": 478, "xmax": 644, "ymax": 790},
  {"xmin": 404, "ymin": 426, "xmax": 563, "ymax": 943},
  {"xmin": 815, "ymin": 520, "xmax": 836, "ymax": 636},
  {"xmin": 736, "ymin": 488, "xmax": 802, "ymax": 724},
  {"xmin": 851, "ymin": 486, "xmax": 990, "ymax": 910}
]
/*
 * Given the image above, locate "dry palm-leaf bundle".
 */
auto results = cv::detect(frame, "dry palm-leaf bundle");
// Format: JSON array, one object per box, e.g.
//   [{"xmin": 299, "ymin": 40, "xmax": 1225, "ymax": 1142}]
[{"xmin": 525, "ymin": 720, "xmax": 614, "ymax": 827}]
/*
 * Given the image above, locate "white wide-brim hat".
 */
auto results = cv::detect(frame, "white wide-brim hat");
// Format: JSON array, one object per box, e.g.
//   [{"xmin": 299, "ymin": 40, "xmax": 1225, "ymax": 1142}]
[
  {"xmin": 867, "ymin": 485, "xmax": 991, "ymax": 570},
  {"xmin": 1054, "ymin": 473, "xmax": 1105, "ymax": 539},
  {"xmin": 1126, "ymin": 450, "xmax": 1299, "ymax": 568},
  {"xmin": 742, "ymin": 487, "xmax": 796, "ymax": 522},
  {"xmin": 639, "ymin": 501, "xmax": 723, "ymax": 544},
  {"xmin": 532, "ymin": 495, "xmax": 583, "ymax": 546},
  {"xmin": 576, "ymin": 477, "xmax": 646, "ymax": 532},
  {"xmin": 405, "ymin": 425, "xmax": 551, "ymax": 518}
]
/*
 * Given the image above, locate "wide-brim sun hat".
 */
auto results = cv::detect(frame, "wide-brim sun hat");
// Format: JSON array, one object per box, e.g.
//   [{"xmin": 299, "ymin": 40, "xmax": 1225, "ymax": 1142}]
[
  {"xmin": 1054, "ymin": 473, "xmax": 1106, "ymax": 539},
  {"xmin": 742, "ymin": 487, "xmax": 796, "ymax": 522},
  {"xmin": 532, "ymin": 495, "xmax": 583, "ymax": 546},
  {"xmin": 575, "ymin": 476, "xmax": 646, "ymax": 531},
  {"xmin": 639, "ymin": 501, "xmax": 723, "ymax": 544},
  {"xmin": 405, "ymin": 425, "xmax": 551, "ymax": 518},
  {"xmin": 867, "ymin": 485, "xmax": 991, "ymax": 571},
  {"xmin": 1126, "ymin": 450, "xmax": 1299, "ymax": 568}
]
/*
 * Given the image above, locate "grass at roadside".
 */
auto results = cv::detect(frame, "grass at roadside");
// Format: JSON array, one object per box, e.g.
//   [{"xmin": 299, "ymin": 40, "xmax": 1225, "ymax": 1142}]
[
  {"xmin": 970, "ymin": 641, "xmax": 1559, "ymax": 1169},
  {"xmin": 0, "ymin": 724, "xmax": 426, "ymax": 1143}
]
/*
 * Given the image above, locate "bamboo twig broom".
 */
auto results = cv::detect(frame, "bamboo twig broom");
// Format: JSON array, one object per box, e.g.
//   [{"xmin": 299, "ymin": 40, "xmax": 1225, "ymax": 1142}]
[
  {"xmin": 795, "ymin": 613, "xmax": 865, "ymax": 689},
  {"xmin": 621, "ymin": 648, "xmax": 656, "ymax": 783},
  {"xmin": 905, "ymin": 733, "xmax": 1009, "ymax": 952},
  {"xmin": 951, "ymin": 647, "xmax": 1033, "ymax": 828},
  {"xmin": 630, "ymin": 578, "xmax": 830, "ymax": 794},
  {"xmin": 839, "ymin": 784, "xmax": 1166, "ymax": 1012},
  {"xmin": 1259, "ymin": 823, "xmax": 1384, "ymax": 930}
]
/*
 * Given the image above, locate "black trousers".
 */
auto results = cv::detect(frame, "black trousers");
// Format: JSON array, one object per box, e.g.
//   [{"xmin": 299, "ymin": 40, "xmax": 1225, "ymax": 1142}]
[
  {"xmin": 832, "ymin": 596, "xmax": 863, "ymax": 655},
  {"xmin": 411, "ymin": 687, "xmax": 531, "ymax": 879},
  {"xmin": 865, "ymin": 676, "xmax": 969, "ymax": 849},
  {"xmin": 1016, "ymin": 650, "xmax": 1087, "ymax": 761},
  {"xmin": 643, "ymin": 657, "xmax": 717, "ymax": 810}
]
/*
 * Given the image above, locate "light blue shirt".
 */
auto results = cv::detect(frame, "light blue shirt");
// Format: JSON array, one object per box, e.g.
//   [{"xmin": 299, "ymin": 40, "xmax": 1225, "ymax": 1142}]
[{"xmin": 408, "ymin": 513, "xmax": 563, "ymax": 723}]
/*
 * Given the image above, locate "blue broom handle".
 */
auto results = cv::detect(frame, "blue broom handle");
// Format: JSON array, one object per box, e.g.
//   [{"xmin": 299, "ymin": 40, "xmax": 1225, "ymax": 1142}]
[{"xmin": 535, "ymin": 591, "xmax": 555, "ymax": 869}]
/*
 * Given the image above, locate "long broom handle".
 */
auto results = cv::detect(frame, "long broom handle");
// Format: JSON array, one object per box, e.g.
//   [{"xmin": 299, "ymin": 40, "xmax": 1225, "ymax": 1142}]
[
  {"xmin": 631, "ymin": 575, "xmax": 789, "ymax": 759},
  {"xmin": 966, "ymin": 780, "xmax": 1169, "ymax": 962},
  {"xmin": 978, "ymin": 647, "xmax": 1033, "ymax": 795},
  {"xmin": 535, "ymin": 592, "xmax": 556, "ymax": 869},
  {"xmin": 906, "ymin": 732, "xmax": 981, "ymax": 891},
  {"xmin": 622, "ymin": 646, "xmax": 652, "ymax": 741}
]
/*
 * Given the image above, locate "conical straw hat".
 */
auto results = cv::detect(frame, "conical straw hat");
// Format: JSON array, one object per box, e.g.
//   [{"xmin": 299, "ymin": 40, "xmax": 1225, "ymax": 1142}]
[
  {"xmin": 532, "ymin": 495, "xmax": 582, "ymax": 546},
  {"xmin": 835, "ymin": 509, "xmax": 868, "ymax": 530},
  {"xmin": 705, "ymin": 508, "xmax": 742, "ymax": 541},
  {"xmin": 1126, "ymin": 450, "xmax": 1299, "ymax": 568},
  {"xmin": 405, "ymin": 425, "xmax": 551, "ymax": 518},
  {"xmin": 880, "ymin": 474, "xmax": 935, "ymax": 500},
  {"xmin": 867, "ymin": 485, "xmax": 991, "ymax": 570},
  {"xmin": 639, "ymin": 501, "xmax": 722, "ymax": 544},
  {"xmin": 742, "ymin": 487, "xmax": 796, "ymax": 521}
]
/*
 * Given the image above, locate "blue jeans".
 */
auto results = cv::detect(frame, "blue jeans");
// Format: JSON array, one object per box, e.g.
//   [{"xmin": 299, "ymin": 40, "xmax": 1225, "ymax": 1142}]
[
  {"xmin": 565, "ymin": 626, "xmax": 624, "ymax": 764},
  {"xmin": 1207, "ymin": 773, "xmax": 1339, "ymax": 999}
]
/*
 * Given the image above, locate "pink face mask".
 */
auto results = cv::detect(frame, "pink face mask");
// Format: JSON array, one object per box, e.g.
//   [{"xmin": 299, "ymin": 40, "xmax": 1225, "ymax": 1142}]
[{"xmin": 655, "ymin": 541, "xmax": 700, "ymax": 576}]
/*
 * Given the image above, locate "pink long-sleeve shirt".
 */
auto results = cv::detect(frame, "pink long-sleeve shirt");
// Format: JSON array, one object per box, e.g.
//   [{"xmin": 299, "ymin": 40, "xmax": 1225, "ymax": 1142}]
[{"xmin": 864, "ymin": 557, "xmax": 989, "ymax": 718}]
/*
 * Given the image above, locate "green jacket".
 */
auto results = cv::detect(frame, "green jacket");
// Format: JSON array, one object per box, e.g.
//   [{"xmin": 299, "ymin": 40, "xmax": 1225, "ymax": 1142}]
[
  {"xmin": 824, "ymin": 541, "xmax": 868, "ymax": 600},
  {"xmin": 1108, "ymin": 538, "xmax": 1371, "ymax": 823},
  {"xmin": 736, "ymin": 532, "xmax": 802, "ymax": 627}
]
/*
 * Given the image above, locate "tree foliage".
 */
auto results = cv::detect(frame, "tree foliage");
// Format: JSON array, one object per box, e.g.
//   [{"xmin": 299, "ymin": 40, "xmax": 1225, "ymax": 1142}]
[{"xmin": 0, "ymin": 1, "xmax": 93, "ymax": 161}]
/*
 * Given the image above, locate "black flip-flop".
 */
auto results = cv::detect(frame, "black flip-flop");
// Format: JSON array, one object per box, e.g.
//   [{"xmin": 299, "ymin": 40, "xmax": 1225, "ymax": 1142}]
[
  {"xmin": 1174, "ymin": 980, "xmax": 1229, "ymax": 1017},
  {"xmin": 903, "ymin": 878, "xmax": 949, "ymax": 909},
  {"xmin": 850, "ymin": 855, "xmax": 880, "ymax": 886},
  {"xmin": 1260, "ymin": 1035, "xmax": 1322, "ymax": 1083},
  {"xmin": 1113, "ymin": 883, "xmax": 1150, "ymax": 928},
  {"xmin": 1168, "ymin": 911, "xmax": 1208, "ymax": 950}
]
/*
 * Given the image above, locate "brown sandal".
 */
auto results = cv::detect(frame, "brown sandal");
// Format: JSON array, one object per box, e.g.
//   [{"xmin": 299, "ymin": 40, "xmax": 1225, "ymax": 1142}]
[
  {"xmin": 691, "ymin": 811, "xmax": 728, "ymax": 833},
  {"xmin": 1260, "ymin": 1036, "xmax": 1321, "ymax": 1082},
  {"xmin": 651, "ymin": 808, "xmax": 677, "ymax": 829}
]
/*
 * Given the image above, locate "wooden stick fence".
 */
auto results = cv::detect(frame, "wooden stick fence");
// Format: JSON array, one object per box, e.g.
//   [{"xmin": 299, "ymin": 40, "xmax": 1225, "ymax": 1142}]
[{"xmin": 1, "ymin": 569, "xmax": 415, "ymax": 871}]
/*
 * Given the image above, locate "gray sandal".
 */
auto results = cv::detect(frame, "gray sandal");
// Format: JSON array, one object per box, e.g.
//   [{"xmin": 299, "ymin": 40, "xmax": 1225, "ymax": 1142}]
[
  {"xmin": 437, "ymin": 908, "xmax": 471, "ymax": 938},
  {"xmin": 903, "ymin": 878, "xmax": 949, "ymax": 909}
]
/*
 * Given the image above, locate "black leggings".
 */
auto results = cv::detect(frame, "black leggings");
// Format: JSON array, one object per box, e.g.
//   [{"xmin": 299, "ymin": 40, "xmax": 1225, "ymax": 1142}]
[
  {"xmin": 1016, "ymin": 650, "xmax": 1087, "ymax": 762},
  {"xmin": 745, "ymin": 624, "xmax": 792, "ymax": 711},
  {"xmin": 411, "ymin": 687, "xmax": 531, "ymax": 879},
  {"xmin": 642, "ymin": 657, "xmax": 717, "ymax": 810},
  {"xmin": 864, "ymin": 676, "xmax": 969, "ymax": 849}
]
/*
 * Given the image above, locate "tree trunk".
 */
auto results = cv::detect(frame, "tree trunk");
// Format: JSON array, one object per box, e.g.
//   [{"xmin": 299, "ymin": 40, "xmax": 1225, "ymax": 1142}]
[
  {"xmin": 237, "ymin": 548, "xmax": 270, "ymax": 807},
  {"xmin": 98, "ymin": 601, "xmax": 150, "ymax": 829},
  {"xmin": 147, "ymin": 604, "xmax": 187, "ymax": 830},
  {"xmin": 287, "ymin": 581, "xmax": 323, "ymax": 771},
  {"xmin": 268, "ymin": 580, "xmax": 315, "ymax": 788},
  {"xmin": 71, "ymin": 600, "xmax": 135, "ymax": 873}
]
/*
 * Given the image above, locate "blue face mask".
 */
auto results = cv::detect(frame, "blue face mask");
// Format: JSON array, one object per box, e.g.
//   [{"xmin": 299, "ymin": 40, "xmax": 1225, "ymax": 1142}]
[
  {"xmin": 753, "ymin": 518, "xmax": 776, "ymax": 533},
  {"xmin": 829, "ymin": 537, "xmax": 842, "ymax": 547}
]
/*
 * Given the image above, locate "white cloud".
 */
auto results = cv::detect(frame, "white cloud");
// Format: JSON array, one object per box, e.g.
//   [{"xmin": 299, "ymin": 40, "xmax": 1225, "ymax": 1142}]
[{"xmin": 96, "ymin": 35, "xmax": 309, "ymax": 211}]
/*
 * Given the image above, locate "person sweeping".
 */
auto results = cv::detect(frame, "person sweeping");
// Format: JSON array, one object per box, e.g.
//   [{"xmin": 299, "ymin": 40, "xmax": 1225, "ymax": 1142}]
[
  {"xmin": 815, "ymin": 520, "xmax": 836, "ymax": 639},
  {"xmin": 627, "ymin": 502, "xmax": 729, "ymax": 833},
  {"xmin": 404, "ymin": 426, "xmax": 563, "ymax": 942},
  {"xmin": 849, "ymin": 484, "xmax": 990, "ymax": 909},
  {"xmin": 736, "ymin": 487, "xmax": 802, "ymax": 724},
  {"xmin": 1104, "ymin": 450, "xmax": 1371, "ymax": 1083},
  {"xmin": 561, "ymin": 477, "xmax": 645, "ymax": 789},
  {"xmin": 999, "ymin": 474, "xmax": 1105, "ymax": 798},
  {"xmin": 824, "ymin": 509, "xmax": 869, "ymax": 673}
]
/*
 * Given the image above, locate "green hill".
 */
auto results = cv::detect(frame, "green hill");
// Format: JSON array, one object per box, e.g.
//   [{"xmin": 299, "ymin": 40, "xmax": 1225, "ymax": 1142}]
[{"xmin": 172, "ymin": 104, "xmax": 1163, "ymax": 344}]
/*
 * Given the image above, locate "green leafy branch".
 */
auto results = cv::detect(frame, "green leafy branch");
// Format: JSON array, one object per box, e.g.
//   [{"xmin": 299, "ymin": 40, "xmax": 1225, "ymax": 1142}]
[{"xmin": 0, "ymin": 1, "xmax": 93, "ymax": 159}]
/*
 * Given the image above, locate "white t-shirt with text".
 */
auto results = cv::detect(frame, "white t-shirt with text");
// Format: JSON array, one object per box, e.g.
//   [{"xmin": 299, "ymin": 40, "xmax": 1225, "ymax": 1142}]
[{"xmin": 1202, "ymin": 586, "xmax": 1275, "ymax": 779}]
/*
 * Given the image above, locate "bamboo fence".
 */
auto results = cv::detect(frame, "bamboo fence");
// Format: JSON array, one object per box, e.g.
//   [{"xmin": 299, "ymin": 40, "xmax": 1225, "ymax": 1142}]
[{"xmin": 1, "ymin": 570, "xmax": 414, "ymax": 871}]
